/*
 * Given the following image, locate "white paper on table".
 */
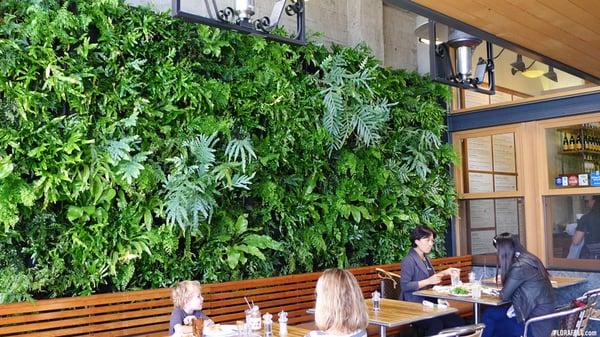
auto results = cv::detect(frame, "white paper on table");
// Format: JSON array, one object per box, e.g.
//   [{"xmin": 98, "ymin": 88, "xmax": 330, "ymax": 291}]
[{"xmin": 565, "ymin": 223, "xmax": 578, "ymax": 236}]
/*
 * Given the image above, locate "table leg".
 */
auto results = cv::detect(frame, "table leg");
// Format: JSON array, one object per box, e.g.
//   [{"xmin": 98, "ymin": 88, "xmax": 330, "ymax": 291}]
[
  {"xmin": 379, "ymin": 325, "xmax": 386, "ymax": 337},
  {"xmin": 473, "ymin": 303, "xmax": 480, "ymax": 324}
]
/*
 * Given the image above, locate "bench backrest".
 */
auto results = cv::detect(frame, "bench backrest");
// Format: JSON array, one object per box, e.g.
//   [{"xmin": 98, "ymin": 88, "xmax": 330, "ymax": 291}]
[
  {"xmin": 0, "ymin": 255, "xmax": 472, "ymax": 336},
  {"xmin": 0, "ymin": 288, "xmax": 172, "ymax": 336}
]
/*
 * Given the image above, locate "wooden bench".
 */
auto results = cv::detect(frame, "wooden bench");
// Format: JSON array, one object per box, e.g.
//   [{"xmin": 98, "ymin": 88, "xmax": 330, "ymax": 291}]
[{"xmin": 0, "ymin": 255, "xmax": 473, "ymax": 336}]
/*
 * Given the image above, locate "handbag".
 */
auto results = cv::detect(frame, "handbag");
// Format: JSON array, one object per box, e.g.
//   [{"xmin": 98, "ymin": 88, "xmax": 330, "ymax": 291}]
[{"xmin": 376, "ymin": 268, "xmax": 401, "ymax": 300}]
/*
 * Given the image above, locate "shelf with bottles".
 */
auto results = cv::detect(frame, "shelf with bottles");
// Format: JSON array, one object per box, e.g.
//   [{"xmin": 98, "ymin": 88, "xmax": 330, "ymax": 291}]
[{"xmin": 559, "ymin": 128, "xmax": 600, "ymax": 154}]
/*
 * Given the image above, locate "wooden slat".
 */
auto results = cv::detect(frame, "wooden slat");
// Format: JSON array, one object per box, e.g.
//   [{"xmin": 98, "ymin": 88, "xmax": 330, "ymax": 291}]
[
  {"xmin": 0, "ymin": 288, "xmax": 171, "ymax": 315},
  {"xmin": 89, "ymin": 322, "xmax": 168, "ymax": 337},
  {"xmin": 0, "ymin": 307, "xmax": 171, "ymax": 335},
  {"xmin": 0, "ymin": 298, "xmax": 172, "ymax": 326}
]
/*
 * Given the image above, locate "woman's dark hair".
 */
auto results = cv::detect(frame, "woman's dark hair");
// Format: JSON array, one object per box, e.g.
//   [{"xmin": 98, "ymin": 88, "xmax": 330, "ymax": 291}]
[
  {"xmin": 494, "ymin": 233, "xmax": 550, "ymax": 283},
  {"xmin": 410, "ymin": 225, "xmax": 436, "ymax": 247}
]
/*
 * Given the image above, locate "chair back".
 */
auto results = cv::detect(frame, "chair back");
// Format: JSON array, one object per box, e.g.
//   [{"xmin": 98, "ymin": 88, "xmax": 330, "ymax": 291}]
[
  {"xmin": 376, "ymin": 268, "xmax": 401, "ymax": 300},
  {"xmin": 580, "ymin": 287, "xmax": 600, "ymax": 307},
  {"xmin": 580, "ymin": 287, "xmax": 600, "ymax": 325},
  {"xmin": 428, "ymin": 323, "xmax": 485, "ymax": 337},
  {"xmin": 524, "ymin": 302, "xmax": 593, "ymax": 337}
]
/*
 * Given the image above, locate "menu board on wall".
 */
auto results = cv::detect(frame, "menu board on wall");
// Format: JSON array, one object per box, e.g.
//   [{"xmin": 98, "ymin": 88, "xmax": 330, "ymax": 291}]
[
  {"xmin": 469, "ymin": 172, "xmax": 494, "ymax": 193},
  {"xmin": 495, "ymin": 198, "xmax": 519, "ymax": 235},
  {"xmin": 490, "ymin": 91, "xmax": 513, "ymax": 104},
  {"xmin": 469, "ymin": 199, "xmax": 495, "ymax": 229},
  {"xmin": 464, "ymin": 90, "xmax": 491, "ymax": 108},
  {"xmin": 494, "ymin": 174, "xmax": 517, "ymax": 192},
  {"xmin": 467, "ymin": 136, "xmax": 493, "ymax": 171},
  {"xmin": 471, "ymin": 230, "xmax": 497, "ymax": 255},
  {"xmin": 493, "ymin": 133, "xmax": 516, "ymax": 173}
]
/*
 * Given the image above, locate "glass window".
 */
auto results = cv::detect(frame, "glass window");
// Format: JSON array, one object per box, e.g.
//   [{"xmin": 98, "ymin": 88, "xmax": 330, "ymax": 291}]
[
  {"xmin": 450, "ymin": 48, "xmax": 598, "ymax": 112},
  {"xmin": 461, "ymin": 133, "xmax": 517, "ymax": 193},
  {"xmin": 459, "ymin": 197, "xmax": 525, "ymax": 264},
  {"xmin": 545, "ymin": 122, "xmax": 600, "ymax": 189},
  {"xmin": 546, "ymin": 194, "xmax": 600, "ymax": 262}
]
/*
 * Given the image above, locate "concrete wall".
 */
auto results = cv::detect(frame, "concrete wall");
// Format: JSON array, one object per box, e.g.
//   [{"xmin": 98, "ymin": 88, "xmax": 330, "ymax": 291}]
[{"xmin": 125, "ymin": 0, "xmax": 418, "ymax": 70}]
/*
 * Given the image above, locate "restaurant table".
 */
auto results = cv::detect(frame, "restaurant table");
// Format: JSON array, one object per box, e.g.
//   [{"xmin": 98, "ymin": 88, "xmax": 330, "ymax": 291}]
[
  {"xmin": 308, "ymin": 298, "xmax": 458, "ymax": 337},
  {"xmin": 182, "ymin": 323, "xmax": 310, "ymax": 337},
  {"xmin": 481, "ymin": 276, "xmax": 587, "ymax": 288},
  {"xmin": 414, "ymin": 285, "xmax": 508, "ymax": 324}
]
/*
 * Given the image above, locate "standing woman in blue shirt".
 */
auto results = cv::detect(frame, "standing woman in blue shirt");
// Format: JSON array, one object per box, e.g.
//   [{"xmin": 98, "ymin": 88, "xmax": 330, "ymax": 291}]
[{"xmin": 400, "ymin": 225, "xmax": 464, "ymax": 335}]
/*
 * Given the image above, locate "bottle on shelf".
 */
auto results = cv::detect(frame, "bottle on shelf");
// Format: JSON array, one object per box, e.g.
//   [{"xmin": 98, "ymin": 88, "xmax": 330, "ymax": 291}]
[
  {"xmin": 576, "ymin": 133, "xmax": 583, "ymax": 150},
  {"xmin": 562, "ymin": 132, "xmax": 570, "ymax": 151},
  {"xmin": 569, "ymin": 134, "xmax": 576, "ymax": 151}
]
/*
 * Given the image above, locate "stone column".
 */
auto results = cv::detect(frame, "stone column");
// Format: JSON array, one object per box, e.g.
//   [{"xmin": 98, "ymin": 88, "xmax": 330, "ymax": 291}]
[{"xmin": 346, "ymin": 0, "xmax": 384, "ymax": 61}]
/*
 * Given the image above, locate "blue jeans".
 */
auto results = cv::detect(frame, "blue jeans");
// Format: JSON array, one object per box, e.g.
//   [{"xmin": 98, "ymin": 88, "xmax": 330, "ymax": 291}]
[{"xmin": 481, "ymin": 306, "xmax": 525, "ymax": 337}]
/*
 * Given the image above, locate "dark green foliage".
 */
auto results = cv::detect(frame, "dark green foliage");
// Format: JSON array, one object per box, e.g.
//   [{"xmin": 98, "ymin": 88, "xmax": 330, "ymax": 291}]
[{"xmin": 0, "ymin": 0, "xmax": 457, "ymax": 301}]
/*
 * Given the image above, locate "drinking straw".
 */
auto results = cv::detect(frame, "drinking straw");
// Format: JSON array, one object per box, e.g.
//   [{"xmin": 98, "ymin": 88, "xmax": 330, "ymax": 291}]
[{"xmin": 244, "ymin": 296, "xmax": 252, "ymax": 310}]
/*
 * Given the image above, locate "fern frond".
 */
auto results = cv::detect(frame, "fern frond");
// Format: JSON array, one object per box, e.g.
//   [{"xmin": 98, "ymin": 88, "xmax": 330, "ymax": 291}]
[
  {"xmin": 184, "ymin": 133, "xmax": 218, "ymax": 168},
  {"xmin": 230, "ymin": 172, "xmax": 256, "ymax": 190},
  {"xmin": 106, "ymin": 136, "xmax": 140, "ymax": 164},
  {"xmin": 224, "ymin": 137, "xmax": 256, "ymax": 173}
]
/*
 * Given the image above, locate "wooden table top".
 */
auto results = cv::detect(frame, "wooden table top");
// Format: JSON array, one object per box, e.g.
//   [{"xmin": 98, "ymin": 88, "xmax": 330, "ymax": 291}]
[
  {"xmin": 414, "ymin": 287, "xmax": 508, "ymax": 306},
  {"xmin": 481, "ymin": 276, "xmax": 587, "ymax": 289},
  {"xmin": 364, "ymin": 299, "xmax": 458, "ymax": 327},
  {"xmin": 184, "ymin": 323, "xmax": 309, "ymax": 337},
  {"xmin": 307, "ymin": 299, "xmax": 457, "ymax": 328}
]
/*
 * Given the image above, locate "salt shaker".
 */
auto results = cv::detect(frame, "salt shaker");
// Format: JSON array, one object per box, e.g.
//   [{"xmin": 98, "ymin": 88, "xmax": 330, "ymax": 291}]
[
  {"xmin": 263, "ymin": 312, "xmax": 273, "ymax": 337},
  {"xmin": 468, "ymin": 272, "xmax": 475, "ymax": 284},
  {"xmin": 278, "ymin": 310, "xmax": 288, "ymax": 336},
  {"xmin": 372, "ymin": 290, "xmax": 381, "ymax": 311}
]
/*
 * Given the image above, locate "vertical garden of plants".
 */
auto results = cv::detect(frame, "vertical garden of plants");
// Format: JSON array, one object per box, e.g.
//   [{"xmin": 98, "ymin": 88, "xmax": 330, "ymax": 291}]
[{"xmin": 0, "ymin": 0, "xmax": 457, "ymax": 302}]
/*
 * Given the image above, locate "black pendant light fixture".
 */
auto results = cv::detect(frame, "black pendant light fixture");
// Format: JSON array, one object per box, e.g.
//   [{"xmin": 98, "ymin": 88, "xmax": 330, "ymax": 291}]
[
  {"xmin": 544, "ymin": 66, "xmax": 558, "ymax": 82},
  {"xmin": 172, "ymin": 0, "xmax": 306, "ymax": 45},
  {"xmin": 510, "ymin": 54, "xmax": 526, "ymax": 75}
]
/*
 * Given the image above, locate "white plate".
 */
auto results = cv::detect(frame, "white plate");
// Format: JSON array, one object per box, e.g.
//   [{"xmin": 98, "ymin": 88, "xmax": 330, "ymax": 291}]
[{"xmin": 204, "ymin": 325, "xmax": 238, "ymax": 337}]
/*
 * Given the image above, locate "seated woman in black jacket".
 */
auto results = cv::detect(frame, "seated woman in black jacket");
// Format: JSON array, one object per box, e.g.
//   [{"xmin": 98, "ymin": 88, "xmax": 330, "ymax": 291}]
[{"xmin": 481, "ymin": 233, "xmax": 556, "ymax": 337}]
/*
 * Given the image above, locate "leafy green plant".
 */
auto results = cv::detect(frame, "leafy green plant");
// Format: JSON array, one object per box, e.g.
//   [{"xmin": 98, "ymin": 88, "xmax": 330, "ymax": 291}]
[
  {"xmin": 163, "ymin": 133, "xmax": 256, "ymax": 230},
  {"xmin": 319, "ymin": 48, "xmax": 395, "ymax": 152},
  {"xmin": 0, "ymin": 0, "xmax": 457, "ymax": 301}
]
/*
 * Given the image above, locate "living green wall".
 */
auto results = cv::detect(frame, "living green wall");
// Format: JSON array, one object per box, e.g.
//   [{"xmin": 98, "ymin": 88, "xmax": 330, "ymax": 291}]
[{"xmin": 0, "ymin": 0, "xmax": 457, "ymax": 302}]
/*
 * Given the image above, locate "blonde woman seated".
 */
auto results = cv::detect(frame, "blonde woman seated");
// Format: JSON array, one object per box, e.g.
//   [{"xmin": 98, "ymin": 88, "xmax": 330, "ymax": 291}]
[{"xmin": 309, "ymin": 268, "xmax": 369, "ymax": 337}]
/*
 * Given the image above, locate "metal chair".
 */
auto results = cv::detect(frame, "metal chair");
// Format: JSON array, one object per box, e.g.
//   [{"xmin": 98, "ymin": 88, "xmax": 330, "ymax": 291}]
[
  {"xmin": 427, "ymin": 323, "xmax": 485, "ymax": 337},
  {"xmin": 579, "ymin": 287, "xmax": 600, "ymax": 305},
  {"xmin": 523, "ymin": 301, "xmax": 594, "ymax": 337},
  {"xmin": 580, "ymin": 287, "xmax": 600, "ymax": 323}
]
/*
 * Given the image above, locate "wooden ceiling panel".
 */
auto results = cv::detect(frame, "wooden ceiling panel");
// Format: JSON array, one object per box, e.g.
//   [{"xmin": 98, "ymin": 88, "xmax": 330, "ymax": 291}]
[
  {"xmin": 411, "ymin": 0, "xmax": 600, "ymax": 81},
  {"xmin": 468, "ymin": 0, "xmax": 600, "ymax": 63},
  {"xmin": 571, "ymin": 0, "xmax": 600, "ymax": 21}
]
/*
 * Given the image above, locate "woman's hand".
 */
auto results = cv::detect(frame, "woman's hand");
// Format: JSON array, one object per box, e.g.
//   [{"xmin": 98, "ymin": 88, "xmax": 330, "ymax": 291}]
[
  {"xmin": 442, "ymin": 267, "xmax": 460, "ymax": 276},
  {"xmin": 426, "ymin": 274, "xmax": 442, "ymax": 286}
]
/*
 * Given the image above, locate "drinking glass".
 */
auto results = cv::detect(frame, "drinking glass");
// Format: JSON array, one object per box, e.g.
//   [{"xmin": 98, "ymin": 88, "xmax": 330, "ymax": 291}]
[
  {"xmin": 450, "ymin": 270, "xmax": 461, "ymax": 286},
  {"xmin": 236, "ymin": 321, "xmax": 245, "ymax": 337},
  {"xmin": 471, "ymin": 281, "xmax": 482, "ymax": 299}
]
